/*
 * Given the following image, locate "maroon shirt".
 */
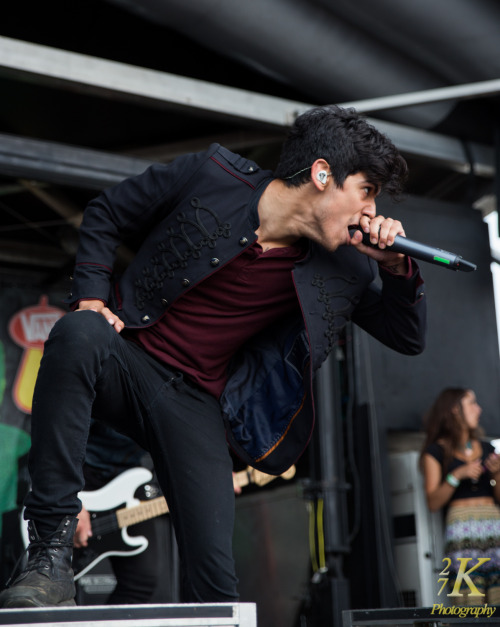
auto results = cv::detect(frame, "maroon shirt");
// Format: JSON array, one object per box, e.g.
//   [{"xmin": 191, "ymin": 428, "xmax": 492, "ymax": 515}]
[{"xmin": 127, "ymin": 241, "xmax": 306, "ymax": 398}]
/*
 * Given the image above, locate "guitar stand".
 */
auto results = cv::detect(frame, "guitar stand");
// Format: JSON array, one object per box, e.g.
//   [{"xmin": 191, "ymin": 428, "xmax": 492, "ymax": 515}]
[{"xmin": 0, "ymin": 603, "xmax": 257, "ymax": 627}]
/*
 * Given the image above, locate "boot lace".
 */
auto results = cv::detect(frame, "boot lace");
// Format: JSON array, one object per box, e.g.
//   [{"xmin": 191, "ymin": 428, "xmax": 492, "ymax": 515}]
[{"xmin": 5, "ymin": 527, "xmax": 73, "ymax": 588}]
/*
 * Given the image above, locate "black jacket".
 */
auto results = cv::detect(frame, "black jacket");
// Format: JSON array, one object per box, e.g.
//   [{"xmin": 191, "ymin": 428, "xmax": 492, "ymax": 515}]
[{"xmin": 69, "ymin": 144, "xmax": 427, "ymax": 473}]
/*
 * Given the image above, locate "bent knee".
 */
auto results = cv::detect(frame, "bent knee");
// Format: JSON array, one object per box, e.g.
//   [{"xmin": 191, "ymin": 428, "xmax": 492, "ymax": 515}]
[{"xmin": 47, "ymin": 311, "xmax": 114, "ymax": 350}]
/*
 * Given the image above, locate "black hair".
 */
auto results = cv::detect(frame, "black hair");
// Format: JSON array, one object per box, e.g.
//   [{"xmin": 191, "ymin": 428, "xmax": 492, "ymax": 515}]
[{"xmin": 275, "ymin": 105, "xmax": 408, "ymax": 199}]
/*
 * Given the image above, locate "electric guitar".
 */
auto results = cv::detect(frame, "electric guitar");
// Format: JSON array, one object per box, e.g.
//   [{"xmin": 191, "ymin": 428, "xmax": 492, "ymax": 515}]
[{"xmin": 21, "ymin": 465, "xmax": 296, "ymax": 580}]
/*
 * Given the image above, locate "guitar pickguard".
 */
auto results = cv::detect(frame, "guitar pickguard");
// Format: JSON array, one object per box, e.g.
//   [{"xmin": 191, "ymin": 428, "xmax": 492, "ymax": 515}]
[
  {"xmin": 74, "ymin": 467, "xmax": 154, "ymax": 580},
  {"xmin": 21, "ymin": 467, "xmax": 156, "ymax": 580}
]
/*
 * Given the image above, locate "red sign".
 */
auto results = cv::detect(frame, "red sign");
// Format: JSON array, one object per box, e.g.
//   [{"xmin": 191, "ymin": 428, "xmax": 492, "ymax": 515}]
[{"xmin": 8, "ymin": 295, "xmax": 65, "ymax": 414}]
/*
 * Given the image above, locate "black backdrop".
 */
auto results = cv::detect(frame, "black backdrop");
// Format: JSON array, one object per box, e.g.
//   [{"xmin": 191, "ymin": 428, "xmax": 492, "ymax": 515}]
[
  {"xmin": 359, "ymin": 194, "xmax": 500, "ymax": 435},
  {"xmin": 350, "ymin": 194, "xmax": 500, "ymax": 609}
]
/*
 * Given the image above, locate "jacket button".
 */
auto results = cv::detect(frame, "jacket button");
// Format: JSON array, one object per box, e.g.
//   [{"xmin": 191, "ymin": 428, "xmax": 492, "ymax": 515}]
[
  {"xmin": 141, "ymin": 315, "xmax": 151, "ymax": 323},
  {"xmin": 210, "ymin": 258, "xmax": 220, "ymax": 267},
  {"xmin": 239, "ymin": 237, "xmax": 248, "ymax": 246},
  {"xmin": 161, "ymin": 298, "xmax": 168, "ymax": 306},
  {"xmin": 182, "ymin": 278, "xmax": 190, "ymax": 287}
]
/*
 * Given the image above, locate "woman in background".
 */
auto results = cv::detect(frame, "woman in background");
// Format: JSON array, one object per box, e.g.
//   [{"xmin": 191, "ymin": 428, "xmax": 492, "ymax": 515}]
[{"xmin": 421, "ymin": 387, "xmax": 500, "ymax": 605}]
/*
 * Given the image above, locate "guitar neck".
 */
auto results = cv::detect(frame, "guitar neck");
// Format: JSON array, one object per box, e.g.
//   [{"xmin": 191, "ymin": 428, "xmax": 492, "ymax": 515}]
[
  {"xmin": 115, "ymin": 496, "xmax": 169, "ymax": 529},
  {"xmin": 113, "ymin": 465, "xmax": 296, "ymax": 529}
]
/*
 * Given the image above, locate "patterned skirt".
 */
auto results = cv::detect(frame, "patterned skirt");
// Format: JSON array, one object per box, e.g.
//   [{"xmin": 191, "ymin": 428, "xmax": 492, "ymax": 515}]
[{"xmin": 445, "ymin": 503, "xmax": 500, "ymax": 604}]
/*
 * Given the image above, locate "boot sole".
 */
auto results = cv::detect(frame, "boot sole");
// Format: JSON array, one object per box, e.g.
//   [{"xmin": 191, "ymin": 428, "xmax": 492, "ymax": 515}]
[{"xmin": 0, "ymin": 597, "xmax": 76, "ymax": 608}]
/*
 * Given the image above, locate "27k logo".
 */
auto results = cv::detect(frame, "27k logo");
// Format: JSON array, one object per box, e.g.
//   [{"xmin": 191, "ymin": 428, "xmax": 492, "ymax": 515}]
[{"xmin": 438, "ymin": 557, "xmax": 490, "ymax": 597}]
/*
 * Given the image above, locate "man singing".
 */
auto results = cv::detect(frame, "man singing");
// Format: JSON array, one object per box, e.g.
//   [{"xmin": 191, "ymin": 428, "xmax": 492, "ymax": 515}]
[{"xmin": 0, "ymin": 105, "xmax": 426, "ymax": 607}]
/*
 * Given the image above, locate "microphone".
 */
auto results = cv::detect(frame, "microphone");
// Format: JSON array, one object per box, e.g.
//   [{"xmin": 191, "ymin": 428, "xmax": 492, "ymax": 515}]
[{"xmin": 348, "ymin": 227, "xmax": 477, "ymax": 272}]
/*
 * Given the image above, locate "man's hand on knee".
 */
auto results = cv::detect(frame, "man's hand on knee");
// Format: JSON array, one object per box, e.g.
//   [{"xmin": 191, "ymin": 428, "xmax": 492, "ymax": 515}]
[{"xmin": 76, "ymin": 299, "xmax": 125, "ymax": 333}]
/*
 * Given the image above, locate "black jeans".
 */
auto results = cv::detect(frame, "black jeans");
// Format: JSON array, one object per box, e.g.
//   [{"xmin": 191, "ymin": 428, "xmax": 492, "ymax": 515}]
[{"xmin": 25, "ymin": 311, "xmax": 238, "ymax": 602}]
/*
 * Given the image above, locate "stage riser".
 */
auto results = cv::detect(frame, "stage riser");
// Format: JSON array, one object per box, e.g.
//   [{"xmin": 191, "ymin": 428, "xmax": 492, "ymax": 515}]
[
  {"xmin": 343, "ymin": 607, "xmax": 500, "ymax": 627},
  {"xmin": 0, "ymin": 603, "xmax": 256, "ymax": 627}
]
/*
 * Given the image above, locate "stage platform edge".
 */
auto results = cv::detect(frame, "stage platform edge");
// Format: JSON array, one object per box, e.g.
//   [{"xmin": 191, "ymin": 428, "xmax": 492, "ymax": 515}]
[
  {"xmin": 0, "ymin": 603, "xmax": 257, "ymax": 627},
  {"xmin": 343, "ymin": 606, "xmax": 500, "ymax": 627}
]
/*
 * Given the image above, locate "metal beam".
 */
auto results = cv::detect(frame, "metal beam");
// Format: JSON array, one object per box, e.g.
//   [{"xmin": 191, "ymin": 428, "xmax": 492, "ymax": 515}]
[
  {"xmin": 0, "ymin": 133, "xmax": 152, "ymax": 189},
  {"xmin": 20, "ymin": 180, "xmax": 83, "ymax": 228},
  {"xmin": 6, "ymin": 35, "xmax": 498, "ymax": 124},
  {"xmin": 367, "ymin": 119, "xmax": 495, "ymax": 178},
  {"xmin": 336, "ymin": 78, "xmax": 500, "ymax": 114},
  {"xmin": 0, "ymin": 35, "xmax": 306, "ymax": 128},
  {"xmin": 0, "ymin": 127, "xmax": 494, "ymax": 191},
  {"xmin": 0, "ymin": 239, "xmax": 69, "ymax": 267},
  {"xmin": 0, "ymin": 36, "xmax": 495, "ymax": 181},
  {"xmin": 124, "ymin": 131, "xmax": 286, "ymax": 162}
]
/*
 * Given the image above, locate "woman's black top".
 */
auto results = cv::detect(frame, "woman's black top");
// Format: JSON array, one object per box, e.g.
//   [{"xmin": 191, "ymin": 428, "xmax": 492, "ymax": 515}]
[{"xmin": 425, "ymin": 440, "xmax": 495, "ymax": 500}]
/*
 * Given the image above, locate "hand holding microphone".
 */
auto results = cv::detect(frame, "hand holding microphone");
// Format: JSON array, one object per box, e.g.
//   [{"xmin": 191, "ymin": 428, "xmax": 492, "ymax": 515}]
[{"xmin": 349, "ymin": 225, "xmax": 476, "ymax": 272}]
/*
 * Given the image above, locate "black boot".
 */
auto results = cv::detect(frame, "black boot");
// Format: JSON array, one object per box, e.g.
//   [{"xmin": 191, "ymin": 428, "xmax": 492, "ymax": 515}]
[{"xmin": 0, "ymin": 516, "xmax": 77, "ymax": 608}]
